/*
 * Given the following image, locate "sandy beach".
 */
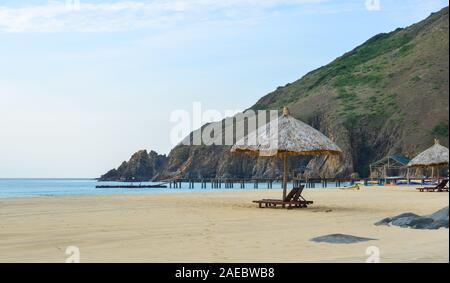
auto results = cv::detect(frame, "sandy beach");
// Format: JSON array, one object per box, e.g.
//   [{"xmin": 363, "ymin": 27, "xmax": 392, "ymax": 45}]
[{"xmin": 0, "ymin": 186, "xmax": 448, "ymax": 263}]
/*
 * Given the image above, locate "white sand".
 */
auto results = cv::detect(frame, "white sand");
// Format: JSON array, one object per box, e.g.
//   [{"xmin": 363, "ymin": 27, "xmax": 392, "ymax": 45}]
[{"xmin": 0, "ymin": 186, "xmax": 448, "ymax": 263}]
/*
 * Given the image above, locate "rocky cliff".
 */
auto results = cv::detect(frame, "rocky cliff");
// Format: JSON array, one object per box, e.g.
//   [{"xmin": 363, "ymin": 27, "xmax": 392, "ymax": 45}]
[
  {"xmin": 100, "ymin": 7, "xmax": 449, "ymax": 181},
  {"xmin": 100, "ymin": 150, "xmax": 167, "ymax": 181}
]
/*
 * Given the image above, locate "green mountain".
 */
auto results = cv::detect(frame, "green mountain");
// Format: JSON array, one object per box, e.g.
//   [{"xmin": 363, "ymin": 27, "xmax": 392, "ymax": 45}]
[
  {"xmin": 250, "ymin": 6, "xmax": 449, "ymax": 178},
  {"xmin": 101, "ymin": 7, "xmax": 449, "ymax": 182}
]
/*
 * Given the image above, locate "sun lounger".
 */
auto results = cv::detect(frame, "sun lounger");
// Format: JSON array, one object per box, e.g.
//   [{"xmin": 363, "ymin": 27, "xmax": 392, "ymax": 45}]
[
  {"xmin": 260, "ymin": 186, "xmax": 301, "ymax": 202},
  {"xmin": 253, "ymin": 186, "xmax": 313, "ymax": 208},
  {"xmin": 417, "ymin": 180, "xmax": 448, "ymax": 192}
]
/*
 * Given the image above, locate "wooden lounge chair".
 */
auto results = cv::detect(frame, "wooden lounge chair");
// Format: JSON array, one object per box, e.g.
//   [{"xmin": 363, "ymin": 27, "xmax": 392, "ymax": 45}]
[
  {"xmin": 253, "ymin": 186, "xmax": 313, "ymax": 209},
  {"xmin": 417, "ymin": 180, "xmax": 448, "ymax": 192},
  {"xmin": 260, "ymin": 186, "xmax": 301, "ymax": 202}
]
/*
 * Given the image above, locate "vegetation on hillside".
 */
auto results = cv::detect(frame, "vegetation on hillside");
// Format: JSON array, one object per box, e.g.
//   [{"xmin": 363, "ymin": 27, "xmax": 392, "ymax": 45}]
[{"xmin": 253, "ymin": 7, "xmax": 449, "ymax": 177}]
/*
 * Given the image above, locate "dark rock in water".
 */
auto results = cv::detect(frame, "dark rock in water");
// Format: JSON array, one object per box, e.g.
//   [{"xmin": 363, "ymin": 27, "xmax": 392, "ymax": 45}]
[
  {"xmin": 375, "ymin": 207, "xmax": 449, "ymax": 230},
  {"xmin": 310, "ymin": 234, "xmax": 376, "ymax": 244}
]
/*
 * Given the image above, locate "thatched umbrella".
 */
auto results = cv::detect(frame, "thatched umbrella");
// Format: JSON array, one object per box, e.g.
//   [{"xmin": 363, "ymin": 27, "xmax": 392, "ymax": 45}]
[
  {"xmin": 408, "ymin": 139, "xmax": 449, "ymax": 179},
  {"xmin": 231, "ymin": 107, "xmax": 342, "ymax": 203}
]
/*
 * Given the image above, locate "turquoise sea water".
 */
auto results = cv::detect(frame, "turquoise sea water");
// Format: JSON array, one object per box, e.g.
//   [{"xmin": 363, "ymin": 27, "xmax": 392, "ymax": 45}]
[
  {"xmin": 0, "ymin": 179, "xmax": 199, "ymax": 198},
  {"xmin": 0, "ymin": 179, "xmax": 348, "ymax": 198}
]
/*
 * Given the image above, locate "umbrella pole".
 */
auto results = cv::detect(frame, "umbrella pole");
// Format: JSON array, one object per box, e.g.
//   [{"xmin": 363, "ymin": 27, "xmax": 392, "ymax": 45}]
[
  {"xmin": 283, "ymin": 155, "xmax": 288, "ymax": 204},
  {"xmin": 436, "ymin": 166, "xmax": 440, "ymax": 181}
]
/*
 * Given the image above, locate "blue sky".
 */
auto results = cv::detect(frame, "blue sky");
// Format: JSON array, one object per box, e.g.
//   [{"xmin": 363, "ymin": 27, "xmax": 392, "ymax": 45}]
[{"xmin": 0, "ymin": 0, "xmax": 448, "ymax": 178}]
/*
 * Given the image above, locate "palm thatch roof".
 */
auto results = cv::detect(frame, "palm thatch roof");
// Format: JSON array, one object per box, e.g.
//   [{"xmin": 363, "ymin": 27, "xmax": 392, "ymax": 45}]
[
  {"xmin": 231, "ymin": 107, "xmax": 342, "ymax": 157},
  {"xmin": 407, "ymin": 139, "xmax": 449, "ymax": 168}
]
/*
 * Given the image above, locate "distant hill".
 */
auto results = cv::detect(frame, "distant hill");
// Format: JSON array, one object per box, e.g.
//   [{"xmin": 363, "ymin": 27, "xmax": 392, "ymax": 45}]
[
  {"xmin": 100, "ymin": 150, "xmax": 167, "ymax": 182},
  {"xmin": 100, "ymin": 7, "xmax": 449, "ymax": 182}
]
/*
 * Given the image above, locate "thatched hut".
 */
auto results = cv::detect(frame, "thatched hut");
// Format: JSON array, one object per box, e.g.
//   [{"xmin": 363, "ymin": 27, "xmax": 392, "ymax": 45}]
[
  {"xmin": 408, "ymin": 140, "xmax": 449, "ymax": 168},
  {"xmin": 408, "ymin": 139, "xmax": 449, "ymax": 179}
]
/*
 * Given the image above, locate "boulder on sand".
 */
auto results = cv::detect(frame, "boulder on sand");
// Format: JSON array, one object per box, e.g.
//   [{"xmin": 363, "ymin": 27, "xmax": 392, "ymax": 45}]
[
  {"xmin": 375, "ymin": 207, "xmax": 449, "ymax": 230},
  {"xmin": 375, "ymin": 213, "xmax": 420, "ymax": 226},
  {"xmin": 310, "ymin": 234, "xmax": 376, "ymax": 244}
]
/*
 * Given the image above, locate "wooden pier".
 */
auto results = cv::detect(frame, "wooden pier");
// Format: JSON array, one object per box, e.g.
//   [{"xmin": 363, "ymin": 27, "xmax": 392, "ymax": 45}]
[
  {"xmin": 96, "ymin": 184, "xmax": 167, "ymax": 189},
  {"xmin": 96, "ymin": 177, "xmax": 438, "ymax": 190},
  {"xmin": 164, "ymin": 178, "xmax": 360, "ymax": 189}
]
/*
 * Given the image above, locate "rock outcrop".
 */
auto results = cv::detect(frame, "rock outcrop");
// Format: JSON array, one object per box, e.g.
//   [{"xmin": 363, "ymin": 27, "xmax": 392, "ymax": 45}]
[
  {"xmin": 375, "ymin": 207, "xmax": 449, "ymax": 230},
  {"xmin": 99, "ymin": 150, "xmax": 167, "ymax": 182}
]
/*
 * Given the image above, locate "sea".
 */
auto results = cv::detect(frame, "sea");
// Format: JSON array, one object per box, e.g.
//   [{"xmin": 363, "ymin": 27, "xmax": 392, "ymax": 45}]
[{"xmin": 0, "ymin": 179, "xmax": 350, "ymax": 198}]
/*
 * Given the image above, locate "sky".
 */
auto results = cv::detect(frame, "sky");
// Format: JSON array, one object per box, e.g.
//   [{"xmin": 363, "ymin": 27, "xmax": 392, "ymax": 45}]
[{"xmin": 0, "ymin": 0, "xmax": 448, "ymax": 178}]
